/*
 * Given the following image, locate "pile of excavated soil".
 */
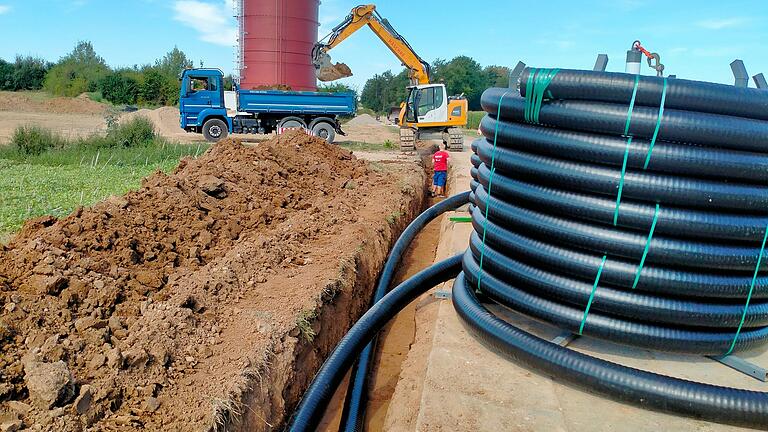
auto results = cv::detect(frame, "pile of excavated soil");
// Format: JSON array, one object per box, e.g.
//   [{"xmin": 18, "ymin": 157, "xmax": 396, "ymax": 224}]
[
  {"xmin": 0, "ymin": 131, "xmax": 425, "ymax": 431},
  {"xmin": 0, "ymin": 92, "xmax": 108, "ymax": 115}
]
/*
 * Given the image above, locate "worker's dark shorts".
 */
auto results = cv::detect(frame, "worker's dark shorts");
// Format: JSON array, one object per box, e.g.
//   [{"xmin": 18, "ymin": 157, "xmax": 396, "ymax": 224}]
[{"xmin": 433, "ymin": 170, "xmax": 447, "ymax": 187}]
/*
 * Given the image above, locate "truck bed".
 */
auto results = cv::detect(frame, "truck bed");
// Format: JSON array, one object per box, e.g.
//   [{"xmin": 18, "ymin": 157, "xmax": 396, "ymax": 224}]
[{"xmin": 237, "ymin": 90, "xmax": 356, "ymax": 116}]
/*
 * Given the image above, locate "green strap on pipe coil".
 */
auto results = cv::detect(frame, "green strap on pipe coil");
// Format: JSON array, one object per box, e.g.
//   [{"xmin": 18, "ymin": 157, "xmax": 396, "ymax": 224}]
[
  {"xmin": 524, "ymin": 68, "xmax": 560, "ymax": 123},
  {"xmin": 613, "ymin": 77, "xmax": 641, "ymax": 225},
  {"xmin": 477, "ymin": 91, "xmax": 511, "ymax": 293},
  {"xmin": 725, "ymin": 223, "xmax": 768, "ymax": 355},
  {"xmin": 643, "ymin": 77, "xmax": 668, "ymax": 169},
  {"xmin": 579, "ymin": 255, "xmax": 607, "ymax": 335},
  {"xmin": 613, "ymin": 137, "xmax": 633, "ymax": 226},
  {"xmin": 623, "ymin": 75, "xmax": 640, "ymax": 136},
  {"xmin": 632, "ymin": 203, "xmax": 660, "ymax": 289}
]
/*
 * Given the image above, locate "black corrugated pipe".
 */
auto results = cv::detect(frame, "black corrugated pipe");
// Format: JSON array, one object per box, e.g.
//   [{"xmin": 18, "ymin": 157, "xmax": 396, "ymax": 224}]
[
  {"xmin": 287, "ymin": 254, "xmax": 463, "ymax": 432},
  {"xmin": 459, "ymin": 68, "xmax": 768, "ymax": 425},
  {"xmin": 290, "ymin": 68, "xmax": 768, "ymax": 429},
  {"xmin": 339, "ymin": 192, "xmax": 470, "ymax": 432},
  {"xmin": 452, "ymin": 272, "xmax": 768, "ymax": 428}
]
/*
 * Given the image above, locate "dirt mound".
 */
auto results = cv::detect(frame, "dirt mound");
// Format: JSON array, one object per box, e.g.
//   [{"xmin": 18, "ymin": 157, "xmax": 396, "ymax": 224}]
[
  {"xmin": 0, "ymin": 92, "xmax": 108, "ymax": 115},
  {"xmin": 0, "ymin": 131, "xmax": 424, "ymax": 430},
  {"xmin": 346, "ymin": 113, "xmax": 381, "ymax": 126}
]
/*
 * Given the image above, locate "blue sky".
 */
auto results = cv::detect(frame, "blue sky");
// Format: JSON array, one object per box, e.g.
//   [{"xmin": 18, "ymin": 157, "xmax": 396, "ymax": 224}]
[{"xmin": 0, "ymin": 0, "xmax": 766, "ymax": 91}]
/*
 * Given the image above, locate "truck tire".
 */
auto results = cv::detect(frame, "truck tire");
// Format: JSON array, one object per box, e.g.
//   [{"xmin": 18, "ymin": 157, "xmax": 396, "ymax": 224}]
[
  {"xmin": 311, "ymin": 121, "xmax": 336, "ymax": 143},
  {"xmin": 202, "ymin": 118, "xmax": 228, "ymax": 142},
  {"xmin": 278, "ymin": 116, "xmax": 307, "ymax": 131}
]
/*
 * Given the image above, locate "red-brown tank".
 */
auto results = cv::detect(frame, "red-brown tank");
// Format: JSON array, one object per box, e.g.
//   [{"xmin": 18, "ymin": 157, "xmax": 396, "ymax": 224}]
[{"xmin": 239, "ymin": 0, "xmax": 320, "ymax": 91}]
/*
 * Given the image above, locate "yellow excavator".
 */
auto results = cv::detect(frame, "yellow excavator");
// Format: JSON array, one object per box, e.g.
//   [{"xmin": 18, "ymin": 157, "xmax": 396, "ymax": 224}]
[{"xmin": 312, "ymin": 4, "xmax": 467, "ymax": 151}]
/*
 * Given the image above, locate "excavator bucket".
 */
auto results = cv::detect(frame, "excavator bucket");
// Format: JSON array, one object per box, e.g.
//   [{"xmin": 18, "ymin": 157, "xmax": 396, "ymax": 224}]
[{"xmin": 314, "ymin": 52, "xmax": 353, "ymax": 82}]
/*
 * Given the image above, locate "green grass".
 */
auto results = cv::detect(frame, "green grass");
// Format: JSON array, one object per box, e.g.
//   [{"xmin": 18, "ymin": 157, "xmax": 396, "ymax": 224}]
[
  {"xmin": 338, "ymin": 141, "xmax": 396, "ymax": 152},
  {"xmin": 0, "ymin": 121, "xmax": 209, "ymax": 240}
]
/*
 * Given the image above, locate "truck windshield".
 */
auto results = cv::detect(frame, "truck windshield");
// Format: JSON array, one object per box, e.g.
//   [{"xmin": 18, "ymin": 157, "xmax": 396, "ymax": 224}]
[{"xmin": 188, "ymin": 76, "xmax": 216, "ymax": 93}]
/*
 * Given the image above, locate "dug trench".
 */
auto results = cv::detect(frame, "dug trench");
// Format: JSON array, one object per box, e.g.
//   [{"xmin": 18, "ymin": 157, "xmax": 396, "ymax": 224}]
[
  {"xmin": 0, "ymin": 131, "xmax": 426, "ymax": 431},
  {"xmin": 318, "ymin": 140, "xmax": 447, "ymax": 431}
]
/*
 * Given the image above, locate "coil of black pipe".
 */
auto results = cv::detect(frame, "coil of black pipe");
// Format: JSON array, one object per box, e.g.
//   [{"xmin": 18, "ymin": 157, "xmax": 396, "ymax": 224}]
[
  {"xmin": 291, "ymin": 68, "xmax": 768, "ymax": 429},
  {"xmin": 455, "ymin": 68, "xmax": 768, "ymax": 426}
]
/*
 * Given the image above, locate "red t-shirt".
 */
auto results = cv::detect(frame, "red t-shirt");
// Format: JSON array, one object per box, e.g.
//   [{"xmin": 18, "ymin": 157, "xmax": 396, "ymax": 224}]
[{"xmin": 433, "ymin": 150, "xmax": 450, "ymax": 172}]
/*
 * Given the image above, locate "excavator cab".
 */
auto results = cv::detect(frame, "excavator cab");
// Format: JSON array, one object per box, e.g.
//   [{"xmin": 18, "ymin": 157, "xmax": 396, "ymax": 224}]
[{"xmin": 403, "ymin": 84, "xmax": 448, "ymax": 124}]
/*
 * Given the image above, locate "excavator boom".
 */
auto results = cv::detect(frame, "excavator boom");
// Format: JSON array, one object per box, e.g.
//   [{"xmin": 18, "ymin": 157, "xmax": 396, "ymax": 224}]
[{"xmin": 312, "ymin": 5, "xmax": 431, "ymax": 85}]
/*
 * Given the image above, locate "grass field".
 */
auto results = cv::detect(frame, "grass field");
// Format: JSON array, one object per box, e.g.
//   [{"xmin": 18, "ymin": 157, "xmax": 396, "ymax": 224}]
[
  {"xmin": 0, "ymin": 120, "xmax": 209, "ymax": 241},
  {"xmin": 339, "ymin": 140, "xmax": 397, "ymax": 151}
]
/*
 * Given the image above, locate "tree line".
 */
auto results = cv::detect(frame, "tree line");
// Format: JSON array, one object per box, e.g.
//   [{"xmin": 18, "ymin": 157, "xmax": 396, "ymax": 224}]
[
  {"xmin": 360, "ymin": 56, "xmax": 510, "ymax": 112},
  {"xmin": 0, "ymin": 41, "xmax": 235, "ymax": 106},
  {"xmin": 2, "ymin": 42, "xmax": 505, "ymax": 113}
]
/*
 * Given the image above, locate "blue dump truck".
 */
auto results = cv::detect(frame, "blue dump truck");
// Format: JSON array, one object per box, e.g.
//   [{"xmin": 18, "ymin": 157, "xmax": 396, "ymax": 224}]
[{"xmin": 178, "ymin": 68, "xmax": 356, "ymax": 143}]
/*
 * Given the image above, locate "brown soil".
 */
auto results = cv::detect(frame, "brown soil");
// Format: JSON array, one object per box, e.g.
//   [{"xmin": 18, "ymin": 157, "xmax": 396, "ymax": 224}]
[
  {"xmin": 0, "ymin": 131, "xmax": 425, "ymax": 431},
  {"xmin": 365, "ymin": 207, "xmax": 442, "ymax": 431},
  {"xmin": 0, "ymin": 92, "xmax": 108, "ymax": 115}
]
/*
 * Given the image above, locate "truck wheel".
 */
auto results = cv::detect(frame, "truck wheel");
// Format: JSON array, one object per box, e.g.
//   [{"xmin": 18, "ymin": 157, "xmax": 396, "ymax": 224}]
[
  {"xmin": 278, "ymin": 117, "xmax": 307, "ymax": 131},
  {"xmin": 311, "ymin": 122, "xmax": 336, "ymax": 143},
  {"xmin": 202, "ymin": 119, "xmax": 228, "ymax": 142}
]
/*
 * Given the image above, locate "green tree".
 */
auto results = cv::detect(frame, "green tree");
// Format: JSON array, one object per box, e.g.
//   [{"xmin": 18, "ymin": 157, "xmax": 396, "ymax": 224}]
[
  {"xmin": 432, "ymin": 56, "xmax": 489, "ymax": 110},
  {"xmin": 484, "ymin": 65, "xmax": 510, "ymax": 88},
  {"xmin": 0, "ymin": 59, "xmax": 13, "ymax": 90},
  {"xmin": 44, "ymin": 41, "xmax": 110, "ymax": 96},
  {"xmin": 99, "ymin": 71, "xmax": 139, "ymax": 104},
  {"xmin": 318, "ymin": 82, "xmax": 357, "ymax": 98},
  {"xmin": 155, "ymin": 46, "xmax": 193, "ymax": 78},
  {"xmin": 11, "ymin": 56, "xmax": 49, "ymax": 90},
  {"xmin": 223, "ymin": 74, "xmax": 235, "ymax": 91},
  {"xmin": 138, "ymin": 69, "xmax": 166, "ymax": 105},
  {"xmin": 360, "ymin": 69, "xmax": 409, "ymax": 112},
  {"xmin": 0, "ymin": 57, "xmax": 49, "ymax": 91}
]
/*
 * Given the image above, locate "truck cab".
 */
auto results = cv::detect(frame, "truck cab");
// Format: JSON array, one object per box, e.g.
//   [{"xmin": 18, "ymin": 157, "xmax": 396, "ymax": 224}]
[
  {"xmin": 179, "ymin": 69, "xmax": 231, "ymax": 141},
  {"xmin": 179, "ymin": 68, "xmax": 355, "ymax": 143}
]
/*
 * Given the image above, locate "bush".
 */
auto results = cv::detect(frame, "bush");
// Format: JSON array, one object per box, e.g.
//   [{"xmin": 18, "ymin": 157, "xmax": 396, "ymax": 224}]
[
  {"xmin": 99, "ymin": 72, "xmax": 138, "ymax": 104},
  {"xmin": 105, "ymin": 116, "xmax": 156, "ymax": 148},
  {"xmin": 10, "ymin": 126, "xmax": 67, "ymax": 155},
  {"xmin": 0, "ymin": 56, "xmax": 49, "ymax": 91},
  {"xmin": 466, "ymin": 111, "xmax": 486, "ymax": 131},
  {"xmin": 44, "ymin": 41, "xmax": 109, "ymax": 97},
  {"xmin": 138, "ymin": 69, "xmax": 166, "ymax": 105}
]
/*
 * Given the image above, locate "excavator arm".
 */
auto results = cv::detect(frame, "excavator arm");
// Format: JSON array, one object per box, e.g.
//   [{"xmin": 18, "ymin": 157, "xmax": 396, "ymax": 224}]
[{"xmin": 312, "ymin": 4, "xmax": 431, "ymax": 85}]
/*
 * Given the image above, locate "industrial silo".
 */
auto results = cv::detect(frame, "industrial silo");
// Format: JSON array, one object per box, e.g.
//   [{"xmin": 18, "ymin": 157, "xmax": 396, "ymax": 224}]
[{"xmin": 237, "ymin": 0, "xmax": 320, "ymax": 91}]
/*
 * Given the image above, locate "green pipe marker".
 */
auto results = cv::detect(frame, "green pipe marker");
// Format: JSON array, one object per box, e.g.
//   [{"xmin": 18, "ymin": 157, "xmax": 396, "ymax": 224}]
[
  {"xmin": 477, "ymin": 91, "xmax": 511, "ymax": 294},
  {"xmin": 579, "ymin": 255, "xmax": 607, "ymax": 335}
]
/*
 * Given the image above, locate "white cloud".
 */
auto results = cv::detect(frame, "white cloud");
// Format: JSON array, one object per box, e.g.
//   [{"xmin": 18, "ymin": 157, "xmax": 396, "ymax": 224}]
[
  {"xmin": 173, "ymin": 0, "xmax": 237, "ymax": 46},
  {"xmin": 696, "ymin": 17, "xmax": 750, "ymax": 30},
  {"xmin": 0, "ymin": 5, "xmax": 11, "ymax": 15}
]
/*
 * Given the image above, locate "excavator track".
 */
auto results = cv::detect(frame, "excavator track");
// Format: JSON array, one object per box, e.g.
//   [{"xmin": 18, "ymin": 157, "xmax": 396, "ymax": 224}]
[
  {"xmin": 400, "ymin": 128, "xmax": 416, "ymax": 152},
  {"xmin": 446, "ymin": 127, "xmax": 464, "ymax": 152}
]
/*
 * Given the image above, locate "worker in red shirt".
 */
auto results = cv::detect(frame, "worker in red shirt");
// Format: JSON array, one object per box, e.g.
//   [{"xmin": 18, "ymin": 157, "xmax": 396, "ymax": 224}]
[{"xmin": 431, "ymin": 141, "xmax": 451, "ymax": 197}]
